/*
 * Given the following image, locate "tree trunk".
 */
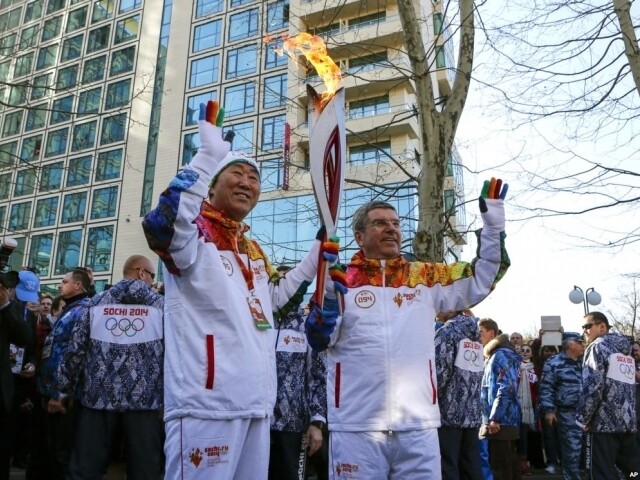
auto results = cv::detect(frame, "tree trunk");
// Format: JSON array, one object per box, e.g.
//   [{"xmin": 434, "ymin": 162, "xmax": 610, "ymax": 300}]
[{"xmin": 613, "ymin": 0, "xmax": 640, "ymax": 97}]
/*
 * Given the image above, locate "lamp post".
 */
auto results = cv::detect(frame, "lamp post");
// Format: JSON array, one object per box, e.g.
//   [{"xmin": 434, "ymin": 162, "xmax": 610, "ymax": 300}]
[{"xmin": 568, "ymin": 286, "xmax": 602, "ymax": 316}]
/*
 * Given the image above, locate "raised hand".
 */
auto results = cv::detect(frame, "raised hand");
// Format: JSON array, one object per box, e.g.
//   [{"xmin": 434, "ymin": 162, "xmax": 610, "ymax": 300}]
[
  {"xmin": 478, "ymin": 177, "xmax": 508, "ymax": 230},
  {"xmin": 196, "ymin": 100, "xmax": 231, "ymax": 163}
]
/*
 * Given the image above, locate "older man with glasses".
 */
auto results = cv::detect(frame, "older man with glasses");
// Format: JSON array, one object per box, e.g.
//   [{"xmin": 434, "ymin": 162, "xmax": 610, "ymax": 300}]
[
  {"xmin": 539, "ymin": 332, "xmax": 585, "ymax": 479},
  {"xmin": 576, "ymin": 311, "xmax": 640, "ymax": 479}
]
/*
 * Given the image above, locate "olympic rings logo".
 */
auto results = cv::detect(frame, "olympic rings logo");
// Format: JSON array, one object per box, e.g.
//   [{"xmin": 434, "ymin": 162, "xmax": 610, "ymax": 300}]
[
  {"xmin": 619, "ymin": 363, "xmax": 634, "ymax": 380},
  {"xmin": 464, "ymin": 349, "xmax": 482, "ymax": 367},
  {"xmin": 105, "ymin": 317, "xmax": 145, "ymax": 337}
]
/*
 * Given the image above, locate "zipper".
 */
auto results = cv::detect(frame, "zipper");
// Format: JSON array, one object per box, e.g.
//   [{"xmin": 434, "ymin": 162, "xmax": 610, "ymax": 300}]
[{"xmin": 381, "ymin": 259, "xmax": 393, "ymax": 432}]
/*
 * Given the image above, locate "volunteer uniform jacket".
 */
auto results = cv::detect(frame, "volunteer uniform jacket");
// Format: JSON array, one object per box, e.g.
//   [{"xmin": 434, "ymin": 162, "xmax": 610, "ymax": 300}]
[
  {"xmin": 56, "ymin": 279, "xmax": 164, "ymax": 411},
  {"xmin": 576, "ymin": 333, "xmax": 636, "ymax": 432},
  {"xmin": 326, "ymin": 227, "xmax": 509, "ymax": 432},
  {"xmin": 142, "ymin": 136, "xmax": 319, "ymax": 423},
  {"xmin": 435, "ymin": 313, "xmax": 484, "ymax": 428}
]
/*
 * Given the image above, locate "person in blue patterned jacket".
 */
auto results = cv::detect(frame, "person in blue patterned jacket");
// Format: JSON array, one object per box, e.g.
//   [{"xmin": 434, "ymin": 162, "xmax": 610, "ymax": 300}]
[
  {"xmin": 538, "ymin": 331, "xmax": 584, "ymax": 480},
  {"xmin": 479, "ymin": 329, "xmax": 522, "ymax": 480},
  {"xmin": 576, "ymin": 311, "xmax": 639, "ymax": 479},
  {"xmin": 269, "ymin": 278, "xmax": 327, "ymax": 480},
  {"xmin": 435, "ymin": 310, "xmax": 484, "ymax": 480},
  {"xmin": 56, "ymin": 255, "xmax": 164, "ymax": 480}
]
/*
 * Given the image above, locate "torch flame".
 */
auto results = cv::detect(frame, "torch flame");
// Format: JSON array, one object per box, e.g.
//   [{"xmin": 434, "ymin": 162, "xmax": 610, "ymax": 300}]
[{"xmin": 265, "ymin": 33, "xmax": 342, "ymax": 103}]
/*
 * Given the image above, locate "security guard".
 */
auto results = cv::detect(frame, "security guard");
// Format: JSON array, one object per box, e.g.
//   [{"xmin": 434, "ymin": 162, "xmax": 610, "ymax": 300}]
[{"xmin": 539, "ymin": 332, "xmax": 584, "ymax": 479}]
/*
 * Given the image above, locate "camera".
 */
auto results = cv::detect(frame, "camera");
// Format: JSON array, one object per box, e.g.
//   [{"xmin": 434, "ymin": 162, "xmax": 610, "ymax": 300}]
[{"xmin": 0, "ymin": 237, "xmax": 19, "ymax": 288}]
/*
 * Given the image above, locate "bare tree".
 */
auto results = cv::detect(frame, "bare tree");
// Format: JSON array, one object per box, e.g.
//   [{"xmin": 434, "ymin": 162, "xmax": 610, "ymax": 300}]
[{"xmin": 605, "ymin": 273, "xmax": 640, "ymax": 338}]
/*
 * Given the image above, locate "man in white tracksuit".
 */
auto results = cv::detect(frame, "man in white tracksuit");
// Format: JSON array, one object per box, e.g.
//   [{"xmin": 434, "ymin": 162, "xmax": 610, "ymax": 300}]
[
  {"xmin": 306, "ymin": 180, "xmax": 510, "ymax": 479},
  {"xmin": 143, "ymin": 101, "xmax": 322, "ymax": 480}
]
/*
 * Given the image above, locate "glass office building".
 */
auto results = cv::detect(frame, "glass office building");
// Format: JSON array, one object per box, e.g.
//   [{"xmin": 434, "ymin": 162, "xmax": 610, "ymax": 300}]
[{"xmin": 0, "ymin": 0, "xmax": 465, "ymax": 291}]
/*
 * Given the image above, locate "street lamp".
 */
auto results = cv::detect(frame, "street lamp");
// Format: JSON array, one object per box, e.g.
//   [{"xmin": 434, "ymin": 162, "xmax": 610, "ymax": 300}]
[{"xmin": 568, "ymin": 286, "xmax": 602, "ymax": 315}]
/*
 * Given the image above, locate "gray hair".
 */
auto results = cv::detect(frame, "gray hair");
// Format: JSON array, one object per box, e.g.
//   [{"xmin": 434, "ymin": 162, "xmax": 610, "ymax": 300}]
[{"xmin": 352, "ymin": 201, "xmax": 396, "ymax": 236}]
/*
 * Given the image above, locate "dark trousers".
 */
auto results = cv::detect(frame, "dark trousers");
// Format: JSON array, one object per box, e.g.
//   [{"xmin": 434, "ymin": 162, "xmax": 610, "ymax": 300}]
[
  {"xmin": 438, "ymin": 426, "xmax": 483, "ymax": 480},
  {"xmin": 269, "ymin": 430, "xmax": 305, "ymax": 480},
  {"xmin": 488, "ymin": 439, "xmax": 521, "ymax": 480},
  {"xmin": 586, "ymin": 432, "xmax": 640, "ymax": 480},
  {"xmin": 46, "ymin": 403, "xmax": 78, "ymax": 480},
  {"xmin": 542, "ymin": 419, "xmax": 559, "ymax": 467},
  {"xmin": 25, "ymin": 396, "xmax": 52, "ymax": 480},
  {"xmin": 68, "ymin": 408, "xmax": 164, "ymax": 480},
  {"xmin": 0, "ymin": 402, "xmax": 12, "ymax": 480}
]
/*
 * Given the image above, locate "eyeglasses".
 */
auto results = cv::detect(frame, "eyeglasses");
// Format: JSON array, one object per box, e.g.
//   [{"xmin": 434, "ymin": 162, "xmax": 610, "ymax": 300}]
[
  {"xmin": 138, "ymin": 267, "xmax": 156, "ymax": 280},
  {"xmin": 368, "ymin": 219, "xmax": 401, "ymax": 229},
  {"xmin": 582, "ymin": 323, "xmax": 595, "ymax": 330},
  {"xmin": 521, "ymin": 349, "xmax": 532, "ymax": 354}
]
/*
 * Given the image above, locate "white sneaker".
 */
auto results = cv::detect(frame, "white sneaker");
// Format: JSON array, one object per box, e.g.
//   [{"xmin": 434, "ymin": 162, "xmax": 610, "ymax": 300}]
[{"xmin": 545, "ymin": 465, "xmax": 557, "ymax": 474}]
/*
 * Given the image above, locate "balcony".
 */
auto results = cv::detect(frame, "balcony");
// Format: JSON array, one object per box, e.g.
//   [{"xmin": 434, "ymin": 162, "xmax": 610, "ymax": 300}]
[{"xmin": 297, "ymin": 0, "xmax": 397, "ymax": 26}]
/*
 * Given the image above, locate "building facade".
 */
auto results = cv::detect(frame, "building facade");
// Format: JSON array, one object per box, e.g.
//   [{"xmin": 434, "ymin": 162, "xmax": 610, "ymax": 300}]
[{"xmin": 0, "ymin": 0, "xmax": 465, "ymax": 292}]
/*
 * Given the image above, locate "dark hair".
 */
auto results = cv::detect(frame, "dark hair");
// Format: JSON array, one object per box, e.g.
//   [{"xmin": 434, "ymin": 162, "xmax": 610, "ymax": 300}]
[
  {"xmin": 52, "ymin": 295, "xmax": 65, "ymax": 311},
  {"xmin": 585, "ymin": 311, "xmax": 610, "ymax": 328},
  {"xmin": 71, "ymin": 269, "xmax": 91, "ymax": 292},
  {"xmin": 478, "ymin": 318, "xmax": 499, "ymax": 336}
]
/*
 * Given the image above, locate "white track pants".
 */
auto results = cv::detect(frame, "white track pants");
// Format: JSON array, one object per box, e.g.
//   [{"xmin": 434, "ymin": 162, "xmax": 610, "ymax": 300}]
[
  {"xmin": 329, "ymin": 429, "xmax": 441, "ymax": 480},
  {"xmin": 164, "ymin": 416, "xmax": 270, "ymax": 480}
]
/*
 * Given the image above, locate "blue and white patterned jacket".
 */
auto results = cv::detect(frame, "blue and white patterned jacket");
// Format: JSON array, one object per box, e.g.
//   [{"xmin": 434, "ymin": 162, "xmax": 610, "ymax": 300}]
[
  {"xmin": 272, "ymin": 307, "xmax": 327, "ymax": 432},
  {"xmin": 56, "ymin": 279, "xmax": 164, "ymax": 411},
  {"xmin": 435, "ymin": 313, "xmax": 483, "ymax": 428},
  {"xmin": 576, "ymin": 333, "xmax": 636, "ymax": 432}
]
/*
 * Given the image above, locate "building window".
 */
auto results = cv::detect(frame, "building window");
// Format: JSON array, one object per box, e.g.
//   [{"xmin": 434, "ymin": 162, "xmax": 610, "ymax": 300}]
[
  {"xmin": 228, "ymin": 8, "xmax": 258, "ymax": 42},
  {"xmin": 46, "ymin": 0, "xmax": 66, "ymax": 14},
  {"xmin": 349, "ymin": 51, "xmax": 388, "ymax": 73},
  {"xmin": 28, "ymin": 234, "xmax": 54, "ymax": 274},
  {"xmin": 14, "ymin": 53, "xmax": 33, "ymax": 78},
  {"xmin": 56, "ymin": 64, "xmax": 79, "ymax": 89},
  {"xmin": 224, "ymin": 82, "xmax": 255, "ymax": 117},
  {"xmin": 50, "ymin": 95, "xmax": 73, "ymax": 124},
  {"xmin": 95, "ymin": 149, "xmax": 122, "ymax": 181},
  {"xmin": 82, "ymin": 55, "xmax": 106, "ymax": 83},
  {"xmin": 100, "ymin": 113, "xmax": 126, "ymax": 145},
  {"xmin": 223, "ymin": 121, "xmax": 253, "ymax": 153},
  {"xmin": 2, "ymin": 111, "xmax": 23, "ymax": 137},
  {"xmin": 226, "ymin": 44, "xmax": 257, "ymax": 79},
  {"xmin": 195, "ymin": 0, "xmax": 222, "ymax": 19},
  {"xmin": 44, "ymin": 127, "xmax": 69, "ymax": 157},
  {"xmin": 193, "ymin": 19, "xmax": 221, "ymax": 52},
  {"xmin": 61, "ymin": 34, "xmax": 83, "ymax": 62},
  {"xmin": 349, "ymin": 141, "xmax": 391, "ymax": 165},
  {"xmin": 230, "ymin": 0, "xmax": 255, "ymax": 6},
  {"xmin": 34, "ymin": 197, "xmax": 58, "ymax": 228},
  {"xmin": 92, "ymin": 0, "xmax": 114, "ymax": 23},
  {"xmin": 105, "ymin": 78, "xmax": 131, "ymax": 109},
  {"xmin": 185, "ymin": 90, "xmax": 216, "ymax": 126},
  {"xmin": 436, "ymin": 46, "xmax": 446, "ymax": 69},
  {"xmin": 444, "ymin": 188, "xmax": 455, "ymax": 214},
  {"xmin": 87, "ymin": 25, "xmax": 110, "ymax": 53},
  {"xmin": 0, "ymin": 206, "xmax": 5, "ymax": 232},
  {"xmin": 0, "ymin": 60, "xmax": 10, "ymax": 82},
  {"xmin": 0, "ymin": 141, "xmax": 17, "ymax": 169},
  {"xmin": 14, "ymin": 169, "xmax": 37, "ymax": 197},
  {"xmin": 262, "ymin": 115, "xmax": 285, "ymax": 151},
  {"xmin": 9, "ymin": 202, "xmax": 31, "ymax": 231},
  {"xmin": 433, "ymin": 12, "xmax": 443, "ymax": 36},
  {"xmin": 260, "ymin": 158, "xmax": 282, "ymax": 192},
  {"xmin": 348, "ymin": 95, "xmax": 390, "ymax": 119},
  {"xmin": 0, "ymin": 33, "xmax": 16, "ymax": 56},
  {"xmin": 182, "ymin": 132, "xmax": 199, "ymax": 166},
  {"xmin": 71, "ymin": 121, "xmax": 97, "ymax": 151},
  {"xmin": 90, "ymin": 185, "xmax": 118, "ymax": 219},
  {"xmin": 40, "ymin": 162, "xmax": 63, "ymax": 191},
  {"xmin": 61, "ymin": 192, "xmax": 87, "ymax": 223},
  {"xmin": 266, "ymin": 1, "xmax": 288, "ymax": 33},
  {"xmin": 31, "ymin": 74, "xmax": 51, "ymax": 100},
  {"xmin": 110, "ymin": 46, "xmax": 135, "ymax": 76},
  {"xmin": 54, "ymin": 229, "xmax": 82, "ymax": 274},
  {"xmin": 66, "ymin": 155, "xmax": 92, "ymax": 186},
  {"xmin": 119, "ymin": 0, "xmax": 141, "ymax": 13},
  {"xmin": 0, "ymin": 174, "xmax": 11, "ymax": 199},
  {"xmin": 66, "ymin": 6, "xmax": 87, "ymax": 32},
  {"xmin": 114, "ymin": 14, "xmax": 139, "ymax": 44},
  {"xmin": 41, "ymin": 15, "xmax": 62, "ymax": 41},
  {"xmin": 189, "ymin": 54, "xmax": 219, "ymax": 88},
  {"xmin": 85, "ymin": 225, "xmax": 113, "ymax": 272},
  {"xmin": 264, "ymin": 39, "xmax": 287, "ymax": 69},
  {"xmin": 263, "ymin": 73, "xmax": 286, "ymax": 108},
  {"xmin": 20, "ymin": 135, "xmax": 42, "ymax": 161},
  {"xmin": 36, "ymin": 44, "xmax": 58, "ymax": 70},
  {"xmin": 19, "ymin": 25, "xmax": 39, "ymax": 50},
  {"xmin": 9, "ymin": 83, "xmax": 27, "ymax": 105},
  {"xmin": 349, "ymin": 11, "xmax": 385, "ymax": 29},
  {"xmin": 78, "ymin": 87, "xmax": 102, "ymax": 115},
  {"xmin": 24, "ymin": 1, "xmax": 44, "ymax": 23}
]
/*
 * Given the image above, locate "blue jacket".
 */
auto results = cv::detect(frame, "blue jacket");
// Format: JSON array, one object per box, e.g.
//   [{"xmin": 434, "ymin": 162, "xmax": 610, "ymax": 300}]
[
  {"xmin": 538, "ymin": 352, "xmax": 582, "ymax": 413},
  {"xmin": 435, "ymin": 313, "xmax": 483, "ymax": 428},
  {"xmin": 576, "ymin": 333, "xmax": 636, "ymax": 432},
  {"xmin": 272, "ymin": 307, "xmax": 327, "ymax": 432},
  {"xmin": 56, "ymin": 279, "xmax": 164, "ymax": 411},
  {"xmin": 481, "ymin": 334, "xmax": 522, "ymax": 427}
]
